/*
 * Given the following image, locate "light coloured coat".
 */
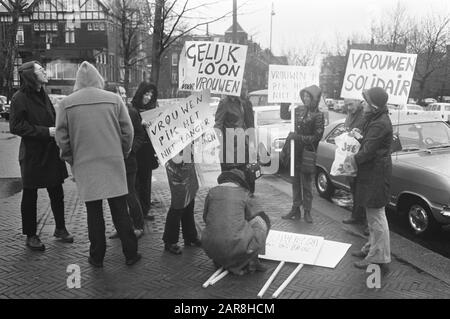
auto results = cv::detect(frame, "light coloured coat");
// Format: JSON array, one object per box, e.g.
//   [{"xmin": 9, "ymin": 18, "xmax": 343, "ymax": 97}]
[{"xmin": 55, "ymin": 62, "xmax": 133, "ymax": 202}]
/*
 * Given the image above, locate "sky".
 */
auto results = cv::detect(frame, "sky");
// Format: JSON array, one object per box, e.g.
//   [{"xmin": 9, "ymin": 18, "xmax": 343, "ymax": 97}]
[{"xmin": 189, "ymin": 0, "xmax": 450, "ymax": 56}]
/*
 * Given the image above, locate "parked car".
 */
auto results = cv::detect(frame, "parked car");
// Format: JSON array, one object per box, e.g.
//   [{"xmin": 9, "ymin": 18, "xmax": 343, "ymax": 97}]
[
  {"xmin": 0, "ymin": 95, "xmax": 10, "ymax": 120},
  {"xmin": 315, "ymin": 116, "xmax": 450, "ymax": 236},
  {"xmin": 325, "ymin": 98, "xmax": 334, "ymax": 109},
  {"xmin": 425, "ymin": 103, "xmax": 450, "ymax": 123},
  {"xmin": 248, "ymin": 89, "xmax": 279, "ymax": 108},
  {"xmin": 388, "ymin": 104, "xmax": 425, "ymax": 117}
]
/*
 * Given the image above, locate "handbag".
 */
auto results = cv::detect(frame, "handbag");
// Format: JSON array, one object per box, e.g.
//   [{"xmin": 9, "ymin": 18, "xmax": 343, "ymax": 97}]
[
  {"xmin": 300, "ymin": 144, "xmax": 317, "ymax": 174},
  {"xmin": 246, "ymin": 162, "xmax": 262, "ymax": 180}
]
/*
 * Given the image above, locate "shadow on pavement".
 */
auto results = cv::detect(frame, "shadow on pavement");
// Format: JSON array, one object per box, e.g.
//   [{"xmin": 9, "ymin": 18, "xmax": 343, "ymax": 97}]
[{"xmin": 0, "ymin": 178, "xmax": 22, "ymax": 199}]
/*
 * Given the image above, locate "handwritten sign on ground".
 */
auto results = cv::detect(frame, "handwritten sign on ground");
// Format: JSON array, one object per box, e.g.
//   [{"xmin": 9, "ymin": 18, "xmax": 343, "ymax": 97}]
[
  {"xmin": 179, "ymin": 41, "xmax": 248, "ymax": 96},
  {"xmin": 259, "ymin": 230, "xmax": 324, "ymax": 265},
  {"xmin": 341, "ymin": 49, "xmax": 417, "ymax": 105},
  {"xmin": 268, "ymin": 65, "xmax": 320, "ymax": 103},
  {"xmin": 314, "ymin": 240, "xmax": 351, "ymax": 269},
  {"xmin": 142, "ymin": 90, "xmax": 217, "ymax": 165}
]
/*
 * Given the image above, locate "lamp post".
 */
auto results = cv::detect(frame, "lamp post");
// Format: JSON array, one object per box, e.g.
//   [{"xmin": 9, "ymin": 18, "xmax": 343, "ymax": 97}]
[{"xmin": 269, "ymin": 3, "xmax": 275, "ymax": 54}]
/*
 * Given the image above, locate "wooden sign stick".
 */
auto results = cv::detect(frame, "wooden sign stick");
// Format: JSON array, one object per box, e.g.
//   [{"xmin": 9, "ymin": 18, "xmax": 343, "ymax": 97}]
[
  {"xmin": 209, "ymin": 270, "xmax": 230, "ymax": 286},
  {"xmin": 290, "ymin": 105, "xmax": 295, "ymax": 177},
  {"xmin": 202, "ymin": 267, "xmax": 224, "ymax": 288},
  {"xmin": 272, "ymin": 263, "xmax": 304, "ymax": 299},
  {"xmin": 257, "ymin": 261, "xmax": 285, "ymax": 298}
]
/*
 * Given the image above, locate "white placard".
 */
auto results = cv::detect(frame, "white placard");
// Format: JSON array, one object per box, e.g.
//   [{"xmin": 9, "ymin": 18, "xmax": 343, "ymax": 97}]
[
  {"xmin": 314, "ymin": 240, "xmax": 351, "ymax": 269},
  {"xmin": 268, "ymin": 65, "xmax": 320, "ymax": 103},
  {"xmin": 179, "ymin": 41, "xmax": 248, "ymax": 97},
  {"xmin": 141, "ymin": 90, "xmax": 217, "ymax": 165},
  {"xmin": 259, "ymin": 230, "xmax": 324, "ymax": 265},
  {"xmin": 341, "ymin": 49, "xmax": 417, "ymax": 105}
]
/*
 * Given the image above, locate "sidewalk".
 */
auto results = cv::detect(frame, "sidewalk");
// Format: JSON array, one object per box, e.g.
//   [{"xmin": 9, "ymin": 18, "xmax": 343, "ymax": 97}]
[{"xmin": 0, "ymin": 167, "xmax": 449, "ymax": 299}]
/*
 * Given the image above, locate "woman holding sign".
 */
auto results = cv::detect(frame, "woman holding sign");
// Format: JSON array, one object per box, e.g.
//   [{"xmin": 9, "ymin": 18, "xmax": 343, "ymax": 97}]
[
  {"xmin": 281, "ymin": 85, "xmax": 325, "ymax": 223},
  {"xmin": 344, "ymin": 87, "xmax": 392, "ymax": 269}
]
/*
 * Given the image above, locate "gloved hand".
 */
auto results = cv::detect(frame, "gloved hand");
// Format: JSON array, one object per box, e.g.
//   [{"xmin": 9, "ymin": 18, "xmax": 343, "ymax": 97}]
[
  {"xmin": 286, "ymin": 132, "xmax": 300, "ymax": 141},
  {"xmin": 343, "ymin": 154, "xmax": 357, "ymax": 173}
]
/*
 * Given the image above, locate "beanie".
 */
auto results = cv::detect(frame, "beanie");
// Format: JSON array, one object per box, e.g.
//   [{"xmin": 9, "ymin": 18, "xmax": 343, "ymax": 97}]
[{"xmin": 362, "ymin": 87, "xmax": 388, "ymax": 109}]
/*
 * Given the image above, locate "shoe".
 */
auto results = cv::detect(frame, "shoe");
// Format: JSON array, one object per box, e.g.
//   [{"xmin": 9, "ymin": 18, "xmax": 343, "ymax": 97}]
[
  {"xmin": 134, "ymin": 229, "xmax": 144, "ymax": 239},
  {"xmin": 109, "ymin": 231, "xmax": 119, "ymax": 239},
  {"xmin": 164, "ymin": 243, "xmax": 182, "ymax": 255},
  {"xmin": 351, "ymin": 251, "xmax": 368, "ymax": 258},
  {"xmin": 26, "ymin": 235, "xmax": 45, "ymax": 251},
  {"xmin": 143, "ymin": 214, "xmax": 155, "ymax": 221},
  {"xmin": 282, "ymin": 207, "xmax": 301, "ymax": 220},
  {"xmin": 54, "ymin": 228, "xmax": 74, "ymax": 243},
  {"xmin": 185, "ymin": 238, "xmax": 201, "ymax": 247},
  {"xmin": 354, "ymin": 259, "xmax": 378, "ymax": 269},
  {"xmin": 342, "ymin": 218, "xmax": 365, "ymax": 225},
  {"xmin": 125, "ymin": 253, "xmax": 142, "ymax": 266},
  {"xmin": 304, "ymin": 211, "xmax": 313, "ymax": 224},
  {"xmin": 248, "ymin": 259, "xmax": 267, "ymax": 273},
  {"xmin": 88, "ymin": 257, "xmax": 103, "ymax": 268}
]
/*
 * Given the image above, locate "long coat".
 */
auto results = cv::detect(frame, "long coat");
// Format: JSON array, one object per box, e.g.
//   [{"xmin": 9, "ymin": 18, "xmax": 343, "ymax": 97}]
[
  {"xmin": 354, "ymin": 107, "xmax": 393, "ymax": 208},
  {"xmin": 56, "ymin": 87, "xmax": 133, "ymax": 202},
  {"xmin": 280, "ymin": 85, "xmax": 325, "ymax": 172},
  {"xmin": 9, "ymin": 89, "xmax": 68, "ymax": 189},
  {"xmin": 201, "ymin": 184, "xmax": 266, "ymax": 273}
]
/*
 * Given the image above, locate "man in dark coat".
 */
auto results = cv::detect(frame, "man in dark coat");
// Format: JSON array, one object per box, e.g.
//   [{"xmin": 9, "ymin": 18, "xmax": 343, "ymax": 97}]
[
  {"xmin": 9, "ymin": 61, "xmax": 72, "ymax": 251},
  {"xmin": 280, "ymin": 85, "xmax": 325, "ymax": 223},
  {"xmin": 345, "ymin": 87, "xmax": 393, "ymax": 269},
  {"xmin": 342, "ymin": 99, "xmax": 368, "ymax": 233}
]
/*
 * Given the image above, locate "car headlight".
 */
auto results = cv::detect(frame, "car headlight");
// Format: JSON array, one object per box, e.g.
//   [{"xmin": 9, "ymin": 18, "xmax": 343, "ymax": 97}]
[
  {"xmin": 441, "ymin": 205, "xmax": 450, "ymax": 217},
  {"xmin": 273, "ymin": 138, "xmax": 286, "ymax": 152}
]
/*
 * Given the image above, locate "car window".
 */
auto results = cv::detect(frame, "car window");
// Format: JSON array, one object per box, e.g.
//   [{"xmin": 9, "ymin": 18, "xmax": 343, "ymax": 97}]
[
  {"xmin": 396, "ymin": 122, "xmax": 450, "ymax": 151},
  {"xmin": 326, "ymin": 124, "xmax": 346, "ymax": 144},
  {"xmin": 445, "ymin": 105, "xmax": 450, "ymax": 112},
  {"xmin": 436, "ymin": 105, "xmax": 441, "ymax": 111},
  {"xmin": 408, "ymin": 105, "xmax": 422, "ymax": 111},
  {"xmin": 249, "ymin": 96, "xmax": 260, "ymax": 106},
  {"xmin": 396, "ymin": 124, "xmax": 421, "ymax": 150}
]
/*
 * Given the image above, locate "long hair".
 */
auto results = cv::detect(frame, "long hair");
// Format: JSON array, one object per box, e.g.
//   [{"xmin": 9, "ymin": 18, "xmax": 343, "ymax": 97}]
[
  {"xmin": 18, "ymin": 60, "xmax": 40, "ymax": 93},
  {"xmin": 131, "ymin": 81, "xmax": 158, "ymax": 110}
]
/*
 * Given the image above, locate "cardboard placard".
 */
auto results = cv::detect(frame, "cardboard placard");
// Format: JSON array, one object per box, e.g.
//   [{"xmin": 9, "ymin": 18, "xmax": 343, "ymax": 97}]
[
  {"xmin": 179, "ymin": 41, "xmax": 248, "ymax": 97},
  {"xmin": 341, "ymin": 49, "xmax": 417, "ymax": 105}
]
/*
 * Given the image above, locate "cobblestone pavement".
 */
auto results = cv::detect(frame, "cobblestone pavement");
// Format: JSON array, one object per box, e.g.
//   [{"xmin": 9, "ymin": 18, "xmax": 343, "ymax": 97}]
[{"xmin": 0, "ymin": 168, "xmax": 449, "ymax": 299}]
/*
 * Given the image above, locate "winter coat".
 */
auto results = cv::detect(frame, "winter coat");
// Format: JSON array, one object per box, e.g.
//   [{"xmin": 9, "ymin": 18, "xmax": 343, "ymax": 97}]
[
  {"xmin": 166, "ymin": 159, "xmax": 199, "ymax": 210},
  {"xmin": 280, "ymin": 85, "xmax": 325, "ymax": 172},
  {"xmin": 9, "ymin": 88, "xmax": 68, "ymax": 189},
  {"xmin": 344, "ymin": 106, "xmax": 366, "ymax": 131},
  {"xmin": 354, "ymin": 106, "xmax": 393, "ymax": 208},
  {"xmin": 55, "ymin": 62, "xmax": 133, "ymax": 202},
  {"xmin": 201, "ymin": 184, "xmax": 266, "ymax": 273},
  {"xmin": 125, "ymin": 106, "xmax": 147, "ymax": 174},
  {"xmin": 214, "ymin": 96, "xmax": 254, "ymax": 165}
]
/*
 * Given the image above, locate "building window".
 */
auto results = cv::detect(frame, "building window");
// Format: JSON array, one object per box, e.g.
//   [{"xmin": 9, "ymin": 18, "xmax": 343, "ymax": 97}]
[
  {"xmin": 171, "ymin": 53, "xmax": 178, "ymax": 66},
  {"xmin": 65, "ymin": 25, "xmax": 75, "ymax": 43},
  {"xmin": 34, "ymin": 23, "xmax": 39, "ymax": 31},
  {"xmin": 46, "ymin": 62, "xmax": 78, "ymax": 80},
  {"xmin": 16, "ymin": 26, "xmax": 24, "ymax": 45},
  {"xmin": 13, "ymin": 57, "xmax": 22, "ymax": 86},
  {"xmin": 87, "ymin": 23, "xmax": 93, "ymax": 31},
  {"xmin": 99, "ymin": 23, "xmax": 105, "ymax": 31},
  {"xmin": 93, "ymin": 23, "xmax": 99, "ymax": 31},
  {"xmin": 171, "ymin": 70, "xmax": 178, "ymax": 84}
]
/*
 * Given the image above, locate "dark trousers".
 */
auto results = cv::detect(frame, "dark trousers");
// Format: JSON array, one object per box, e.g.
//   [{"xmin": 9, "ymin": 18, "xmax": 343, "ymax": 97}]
[
  {"xmin": 21, "ymin": 184, "xmax": 66, "ymax": 236},
  {"xmin": 220, "ymin": 163, "xmax": 255, "ymax": 194},
  {"xmin": 86, "ymin": 195, "xmax": 137, "ymax": 262},
  {"xmin": 348, "ymin": 177, "xmax": 367, "ymax": 222},
  {"xmin": 126, "ymin": 171, "xmax": 144, "ymax": 230},
  {"xmin": 162, "ymin": 199, "xmax": 198, "ymax": 245},
  {"xmin": 136, "ymin": 146, "xmax": 153, "ymax": 215}
]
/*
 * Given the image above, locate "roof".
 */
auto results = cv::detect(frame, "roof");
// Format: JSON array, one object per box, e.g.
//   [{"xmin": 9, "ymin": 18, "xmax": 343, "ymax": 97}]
[
  {"xmin": 0, "ymin": 0, "xmax": 34, "ymax": 12},
  {"xmin": 225, "ymin": 22, "xmax": 246, "ymax": 34},
  {"xmin": 249, "ymin": 89, "xmax": 268, "ymax": 96}
]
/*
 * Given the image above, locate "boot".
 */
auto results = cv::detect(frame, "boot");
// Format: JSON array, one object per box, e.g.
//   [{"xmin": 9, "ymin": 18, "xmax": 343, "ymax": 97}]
[
  {"xmin": 282, "ymin": 207, "xmax": 301, "ymax": 220},
  {"xmin": 304, "ymin": 211, "xmax": 313, "ymax": 224}
]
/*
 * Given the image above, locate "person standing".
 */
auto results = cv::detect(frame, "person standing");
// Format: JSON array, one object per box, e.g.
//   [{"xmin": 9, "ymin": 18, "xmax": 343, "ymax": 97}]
[
  {"xmin": 131, "ymin": 82, "xmax": 159, "ymax": 221},
  {"xmin": 55, "ymin": 61, "xmax": 140, "ymax": 267},
  {"xmin": 281, "ymin": 85, "xmax": 325, "ymax": 223},
  {"xmin": 163, "ymin": 146, "xmax": 201, "ymax": 255},
  {"xmin": 345, "ymin": 87, "xmax": 393, "ymax": 269},
  {"xmin": 341, "ymin": 99, "xmax": 368, "ymax": 235},
  {"xmin": 214, "ymin": 81, "xmax": 256, "ymax": 194},
  {"xmin": 9, "ymin": 61, "xmax": 73, "ymax": 251}
]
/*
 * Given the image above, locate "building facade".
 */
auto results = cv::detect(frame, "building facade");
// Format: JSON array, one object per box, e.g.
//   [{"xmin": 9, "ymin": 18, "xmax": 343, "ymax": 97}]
[{"xmin": 0, "ymin": 0, "xmax": 150, "ymax": 96}]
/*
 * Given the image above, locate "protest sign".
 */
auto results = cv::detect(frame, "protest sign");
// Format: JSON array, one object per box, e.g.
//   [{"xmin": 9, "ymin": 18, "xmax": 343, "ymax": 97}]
[
  {"xmin": 268, "ymin": 65, "xmax": 320, "ymax": 103},
  {"xmin": 259, "ymin": 230, "xmax": 324, "ymax": 265},
  {"xmin": 314, "ymin": 240, "xmax": 351, "ymax": 269},
  {"xmin": 142, "ymin": 90, "xmax": 217, "ymax": 165},
  {"xmin": 179, "ymin": 41, "xmax": 248, "ymax": 96},
  {"xmin": 341, "ymin": 49, "xmax": 417, "ymax": 105}
]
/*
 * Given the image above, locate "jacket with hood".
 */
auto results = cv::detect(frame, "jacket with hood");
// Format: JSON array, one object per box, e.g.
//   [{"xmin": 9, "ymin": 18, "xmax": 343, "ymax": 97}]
[
  {"xmin": 9, "ymin": 61, "xmax": 68, "ymax": 189},
  {"xmin": 55, "ymin": 61, "xmax": 133, "ymax": 202},
  {"xmin": 280, "ymin": 85, "xmax": 325, "ymax": 172}
]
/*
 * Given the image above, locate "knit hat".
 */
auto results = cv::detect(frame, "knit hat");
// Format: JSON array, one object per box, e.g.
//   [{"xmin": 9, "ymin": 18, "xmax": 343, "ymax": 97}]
[
  {"xmin": 217, "ymin": 169, "xmax": 250, "ymax": 191},
  {"xmin": 362, "ymin": 87, "xmax": 388, "ymax": 109}
]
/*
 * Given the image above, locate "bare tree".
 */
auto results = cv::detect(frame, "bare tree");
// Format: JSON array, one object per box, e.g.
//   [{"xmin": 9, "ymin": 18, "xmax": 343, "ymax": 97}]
[
  {"xmin": 371, "ymin": 2, "xmax": 409, "ymax": 51},
  {"xmin": 283, "ymin": 39, "xmax": 327, "ymax": 66},
  {"xmin": 0, "ymin": 0, "xmax": 28, "ymax": 100},
  {"xmin": 150, "ymin": 0, "xmax": 234, "ymax": 85},
  {"xmin": 109, "ymin": 0, "xmax": 152, "ymax": 94},
  {"xmin": 407, "ymin": 14, "xmax": 450, "ymax": 99}
]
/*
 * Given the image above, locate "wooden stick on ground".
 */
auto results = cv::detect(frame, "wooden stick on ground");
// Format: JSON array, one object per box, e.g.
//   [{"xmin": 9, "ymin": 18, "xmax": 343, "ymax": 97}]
[
  {"xmin": 202, "ymin": 267, "xmax": 224, "ymax": 288},
  {"xmin": 257, "ymin": 261, "xmax": 285, "ymax": 298},
  {"xmin": 209, "ymin": 270, "xmax": 230, "ymax": 286},
  {"xmin": 272, "ymin": 264, "xmax": 304, "ymax": 299}
]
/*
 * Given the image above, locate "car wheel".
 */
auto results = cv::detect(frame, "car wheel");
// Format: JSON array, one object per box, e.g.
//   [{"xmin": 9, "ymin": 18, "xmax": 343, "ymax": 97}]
[
  {"xmin": 406, "ymin": 201, "xmax": 437, "ymax": 236},
  {"xmin": 315, "ymin": 168, "xmax": 334, "ymax": 199}
]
